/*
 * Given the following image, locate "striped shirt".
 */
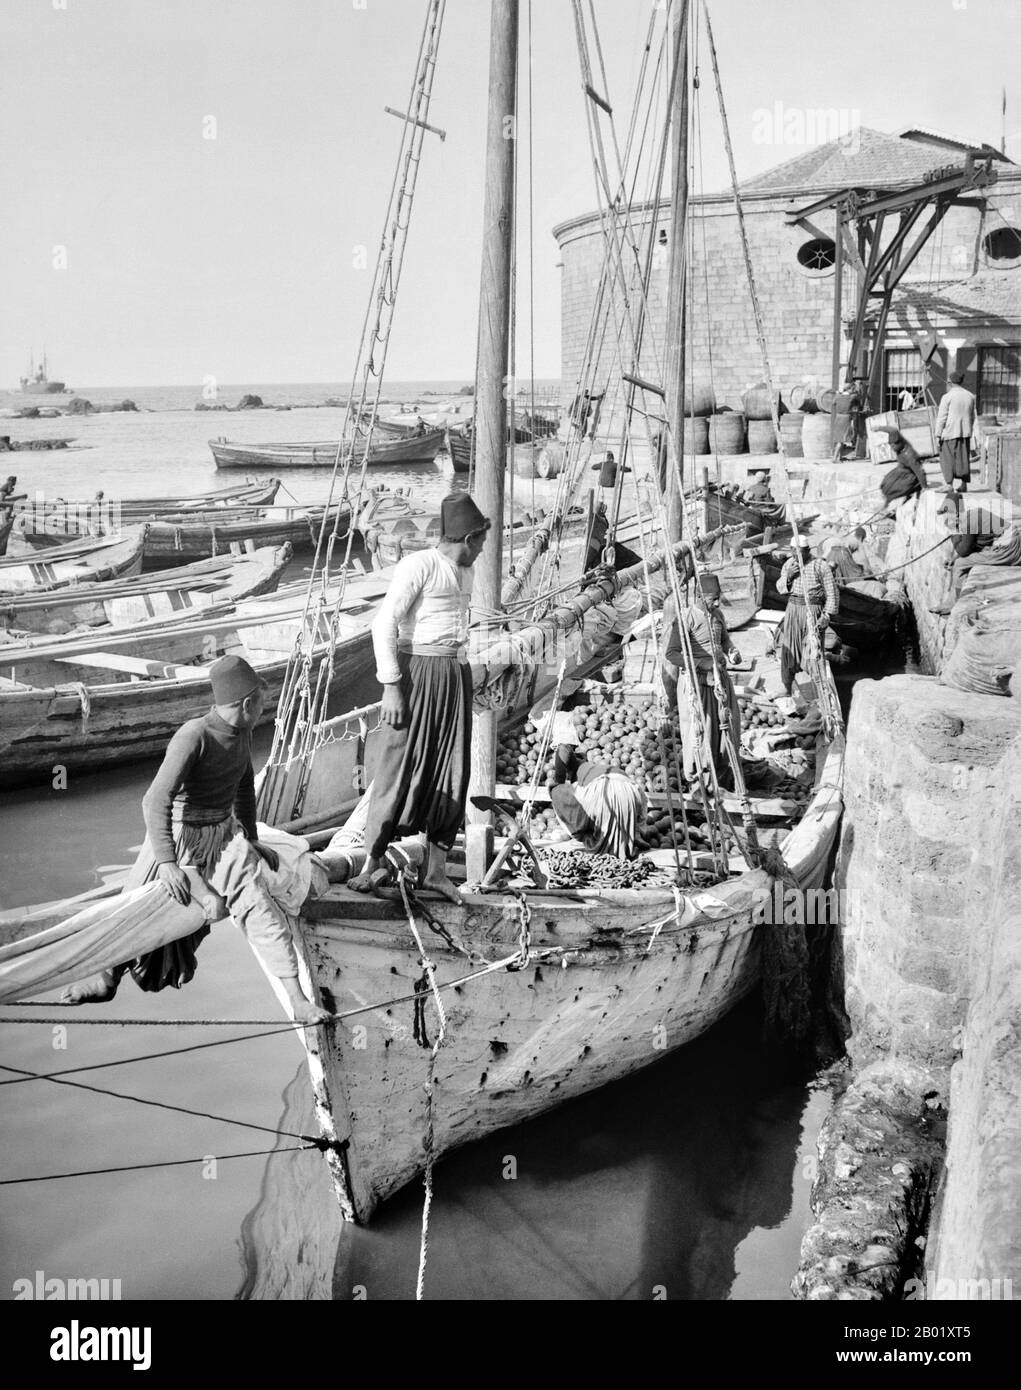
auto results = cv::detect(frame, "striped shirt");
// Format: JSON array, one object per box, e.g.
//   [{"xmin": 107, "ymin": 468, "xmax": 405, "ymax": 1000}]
[{"xmin": 777, "ymin": 556, "xmax": 839, "ymax": 617}]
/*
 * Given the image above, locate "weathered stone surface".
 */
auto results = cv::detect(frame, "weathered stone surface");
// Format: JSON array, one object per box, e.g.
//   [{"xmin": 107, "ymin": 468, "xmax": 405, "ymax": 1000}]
[
  {"xmin": 929, "ymin": 738, "xmax": 1021, "ymax": 1297},
  {"xmin": 827, "ymin": 672, "xmax": 1021, "ymax": 1296},
  {"xmin": 793, "ymin": 1061, "xmax": 944, "ymax": 1300}
]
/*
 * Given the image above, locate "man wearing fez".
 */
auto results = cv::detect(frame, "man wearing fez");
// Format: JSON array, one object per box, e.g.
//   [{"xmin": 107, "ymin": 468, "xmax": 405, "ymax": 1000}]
[
  {"xmin": 349, "ymin": 492, "xmax": 491, "ymax": 903},
  {"xmin": 63, "ymin": 654, "xmax": 330, "ymax": 1023}
]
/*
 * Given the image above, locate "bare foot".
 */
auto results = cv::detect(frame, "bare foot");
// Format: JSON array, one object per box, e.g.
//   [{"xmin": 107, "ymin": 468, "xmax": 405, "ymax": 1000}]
[
  {"xmin": 347, "ymin": 871, "xmax": 376, "ymax": 894},
  {"xmin": 61, "ymin": 970, "xmax": 120, "ymax": 1005},
  {"xmin": 419, "ymin": 874, "xmax": 463, "ymax": 905}
]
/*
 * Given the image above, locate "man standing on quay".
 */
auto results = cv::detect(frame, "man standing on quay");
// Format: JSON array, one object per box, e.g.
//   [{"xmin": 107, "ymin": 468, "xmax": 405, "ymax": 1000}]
[
  {"xmin": 935, "ymin": 369, "xmax": 976, "ymax": 494},
  {"xmin": 349, "ymin": 493, "xmax": 491, "ymax": 904}
]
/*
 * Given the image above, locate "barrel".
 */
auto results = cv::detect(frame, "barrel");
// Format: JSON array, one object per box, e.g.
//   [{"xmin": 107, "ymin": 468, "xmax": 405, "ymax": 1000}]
[
  {"xmin": 742, "ymin": 385, "xmax": 780, "ymax": 421},
  {"xmin": 779, "ymin": 411, "xmax": 804, "ymax": 458},
  {"xmin": 535, "ymin": 441, "xmax": 566, "ymax": 478},
  {"xmin": 802, "ymin": 413, "xmax": 833, "ymax": 459},
  {"xmin": 708, "ymin": 412, "xmax": 746, "ymax": 455},
  {"xmin": 816, "ymin": 387, "xmax": 838, "ymax": 413},
  {"xmin": 685, "ymin": 384, "xmax": 716, "ymax": 417},
  {"xmin": 747, "ymin": 418, "xmax": 778, "ymax": 453},
  {"xmin": 680, "ymin": 416, "xmax": 710, "ymax": 455},
  {"xmin": 789, "ymin": 384, "xmax": 815, "ymax": 412},
  {"xmin": 514, "ymin": 445, "xmax": 541, "ymax": 478}
]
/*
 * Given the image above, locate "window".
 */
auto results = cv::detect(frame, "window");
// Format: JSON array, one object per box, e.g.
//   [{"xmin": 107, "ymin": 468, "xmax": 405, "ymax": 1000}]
[
  {"xmin": 978, "ymin": 345, "xmax": 1021, "ymax": 415},
  {"xmin": 796, "ymin": 237, "xmax": 836, "ymax": 273},
  {"xmin": 983, "ymin": 226, "xmax": 1021, "ymax": 266},
  {"xmin": 883, "ymin": 348, "xmax": 924, "ymax": 414}
]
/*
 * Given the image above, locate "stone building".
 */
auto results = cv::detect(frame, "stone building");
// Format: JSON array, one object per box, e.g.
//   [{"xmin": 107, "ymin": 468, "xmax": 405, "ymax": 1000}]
[{"xmin": 553, "ymin": 127, "xmax": 1021, "ymax": 416}]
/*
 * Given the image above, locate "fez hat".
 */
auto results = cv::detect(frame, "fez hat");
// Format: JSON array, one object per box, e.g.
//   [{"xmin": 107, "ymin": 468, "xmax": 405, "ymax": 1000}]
[
  {"xmin": 699, "ymin": 573, "xmax": 722, "ymax": 599},
  {"xmin": 441, "ymin": 492, "xmax": 491, "ymax": 541},
  {"xmin": 210, "ymin": 654, "xmax": 262, "ymax": 704}
]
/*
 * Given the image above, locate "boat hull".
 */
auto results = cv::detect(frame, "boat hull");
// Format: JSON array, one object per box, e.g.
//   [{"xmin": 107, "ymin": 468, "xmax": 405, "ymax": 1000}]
[
  {"xmin": 209, "ymin": 430, "xmax": 446, "ymax": 470},
  {"xmin": 0, "ymin": 545, "xmax": 290, "ymax": 635},
  {"xmin": 16, "ymin": 480, "xmax": 282, "ymax": 542},
  {"xmin": 0, "ymin": 625, "xmax": 376, "ymax": 786},
  {"xmin": 265, "ymin": 642, "xmax": 844, "ymax": 1224},
  {"xmin": 137, "ymin": 507, "xmax": 349, "ymax": 568},
  {"xmin": 294, "ymin": 874, "xmax": 770, "ymax": 1223},
  {"xmin": 0, "ymin": 532, "xmax": 146, "ymax": 594}
]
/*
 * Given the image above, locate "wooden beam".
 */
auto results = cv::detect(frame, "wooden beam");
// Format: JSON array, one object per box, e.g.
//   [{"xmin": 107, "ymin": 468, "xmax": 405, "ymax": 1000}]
[
  {"xmin": 383, "ymin": 107, "xmax": 447, "ymax": 141},
  {"xmin": 466, "ymin": 0, "xmax": 519, "ymax": 883},
  {"xmin": 832, "ymin": 207, "xmax": 843, "ymax": 389},
  {"xmin": 885, "ymin": 203, "xmax": 952, "ymax": 293},
  {"xmin": 664, "ymin": 0, "xmax": 690, "ymax": 541}
]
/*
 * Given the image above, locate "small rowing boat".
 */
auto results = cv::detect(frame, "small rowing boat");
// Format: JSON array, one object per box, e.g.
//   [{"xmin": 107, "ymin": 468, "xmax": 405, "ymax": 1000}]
[
  {"xmin": 0, "ymin": 568, "xmax": 392, "ymax": 785},
  {"xmin": 0, "ymin": 544, "xmax": 292, "ymax": 637},
  {"xmin": 12, "ymin": 479, "xmax": 283, "ymax": 544},
  {"xmin": 209, "ymin": 430, "xmax": 446, "ymax": 471},
  {"xmin": 19, "ymin": 504, "xmax": 353, "ymax": 570},
  {"xmin": 748, "ymin": 548, "xmax": 904, "ymax": 647},
  {"xmin": 0, "ymin": 530, "xmax": 146, "ymax": 595}
]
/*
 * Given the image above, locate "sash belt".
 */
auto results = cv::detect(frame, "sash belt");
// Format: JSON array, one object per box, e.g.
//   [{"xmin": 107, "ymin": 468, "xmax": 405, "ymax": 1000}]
[
  {"xmin": 398, "ymin": 641, "xmax": 465, "ymax": 660},
  {"xmin": 171, "ymin": 804, "xmax": 233, "ymax": 826}
]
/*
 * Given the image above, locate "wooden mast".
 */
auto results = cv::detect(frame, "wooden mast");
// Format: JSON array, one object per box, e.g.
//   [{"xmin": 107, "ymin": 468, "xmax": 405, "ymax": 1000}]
[
  {"xmin": 663, "ymin": 0, "xmax": 690, "ymax": 543},
  {"xmin": 465, "ymin": 0, "xmax": 518, "ymax": 882}
]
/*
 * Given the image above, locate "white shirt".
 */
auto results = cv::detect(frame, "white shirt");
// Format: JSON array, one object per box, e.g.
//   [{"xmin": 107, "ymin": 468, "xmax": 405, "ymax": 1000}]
[{"xmin": 372, "ymin": 546, "xmax": 474, "ymax": 684}]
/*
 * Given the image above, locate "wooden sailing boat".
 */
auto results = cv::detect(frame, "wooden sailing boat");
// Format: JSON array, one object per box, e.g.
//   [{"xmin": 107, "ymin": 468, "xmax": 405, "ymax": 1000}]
[{"xmin": 252, "ymin": 0, "xmax": 846, "ymax": 1226}]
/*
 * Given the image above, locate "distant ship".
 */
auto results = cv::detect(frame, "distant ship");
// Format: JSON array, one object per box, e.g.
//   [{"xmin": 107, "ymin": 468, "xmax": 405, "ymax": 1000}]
[{"xmin": 19, "ymin": 352, "xmax": 67, "ymax": 394}]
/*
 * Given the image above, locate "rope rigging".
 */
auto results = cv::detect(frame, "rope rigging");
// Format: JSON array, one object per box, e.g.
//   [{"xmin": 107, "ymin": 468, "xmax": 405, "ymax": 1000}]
[
  {"xmin": 700, "ymin": 0, "xmax": 843, "ymax": 739},
  {"xmin": 259, "ymin": 0, "xmax": 449, "ymax": 826}
]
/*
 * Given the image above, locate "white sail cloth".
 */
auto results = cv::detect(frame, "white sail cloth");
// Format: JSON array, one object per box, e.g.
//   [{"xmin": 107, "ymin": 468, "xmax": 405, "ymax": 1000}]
[
  {"xmin": 0, "ymin": 885, "xmax": 207, "ymax": 1005},
  {"xmin": 0, "ymin": 826, "xmax": 325, "ymax": 1005}
]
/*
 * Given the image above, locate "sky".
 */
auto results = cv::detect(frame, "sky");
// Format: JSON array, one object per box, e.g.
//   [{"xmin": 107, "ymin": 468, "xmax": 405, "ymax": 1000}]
[{"xmin": 2, "ymin": 0, "xmax": 1019, "ymax": 388}]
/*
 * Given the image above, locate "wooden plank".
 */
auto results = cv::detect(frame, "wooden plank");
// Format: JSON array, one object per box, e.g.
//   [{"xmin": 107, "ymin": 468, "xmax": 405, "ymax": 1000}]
[{"xmin": 52, "ymin": 652, "xmax": 211, "ymax": 681}]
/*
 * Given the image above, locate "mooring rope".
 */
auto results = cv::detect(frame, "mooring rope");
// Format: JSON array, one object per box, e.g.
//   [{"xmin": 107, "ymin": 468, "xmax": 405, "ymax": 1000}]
[
  {"xmin": 0, "ymin": 1145, "xmax": 318, "ymax": 1188},
  {"xmin": 398, "ymin": 876, "xmax": 447, "ymax": 1303},
  {"xmin": 0, "ymin": 1024, "xmax": 307, "ymax": 1086},
  {"xmin": 0, "ymin": 1062, "xmax": 319, "ymax": 1143}
]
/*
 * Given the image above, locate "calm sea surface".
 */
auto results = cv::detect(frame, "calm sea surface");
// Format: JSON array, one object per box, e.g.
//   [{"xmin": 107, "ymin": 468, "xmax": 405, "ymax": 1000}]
[{"xmin": 0, "ymin": 382, "xmax": 824, "ymax": 1301}]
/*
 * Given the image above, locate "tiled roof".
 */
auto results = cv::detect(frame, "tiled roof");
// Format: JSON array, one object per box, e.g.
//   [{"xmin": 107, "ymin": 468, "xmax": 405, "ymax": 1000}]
[
  {"xmin": 896, "ymin": 126, "xmax": 1006, "ymax": 155},
  {"xmin": 740, "ymin": 126, "xmax": 986, "ymax": 196},
  {"xmin": 864, "ymin": 270, "xmax": 1021, "ymax": 326}
]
